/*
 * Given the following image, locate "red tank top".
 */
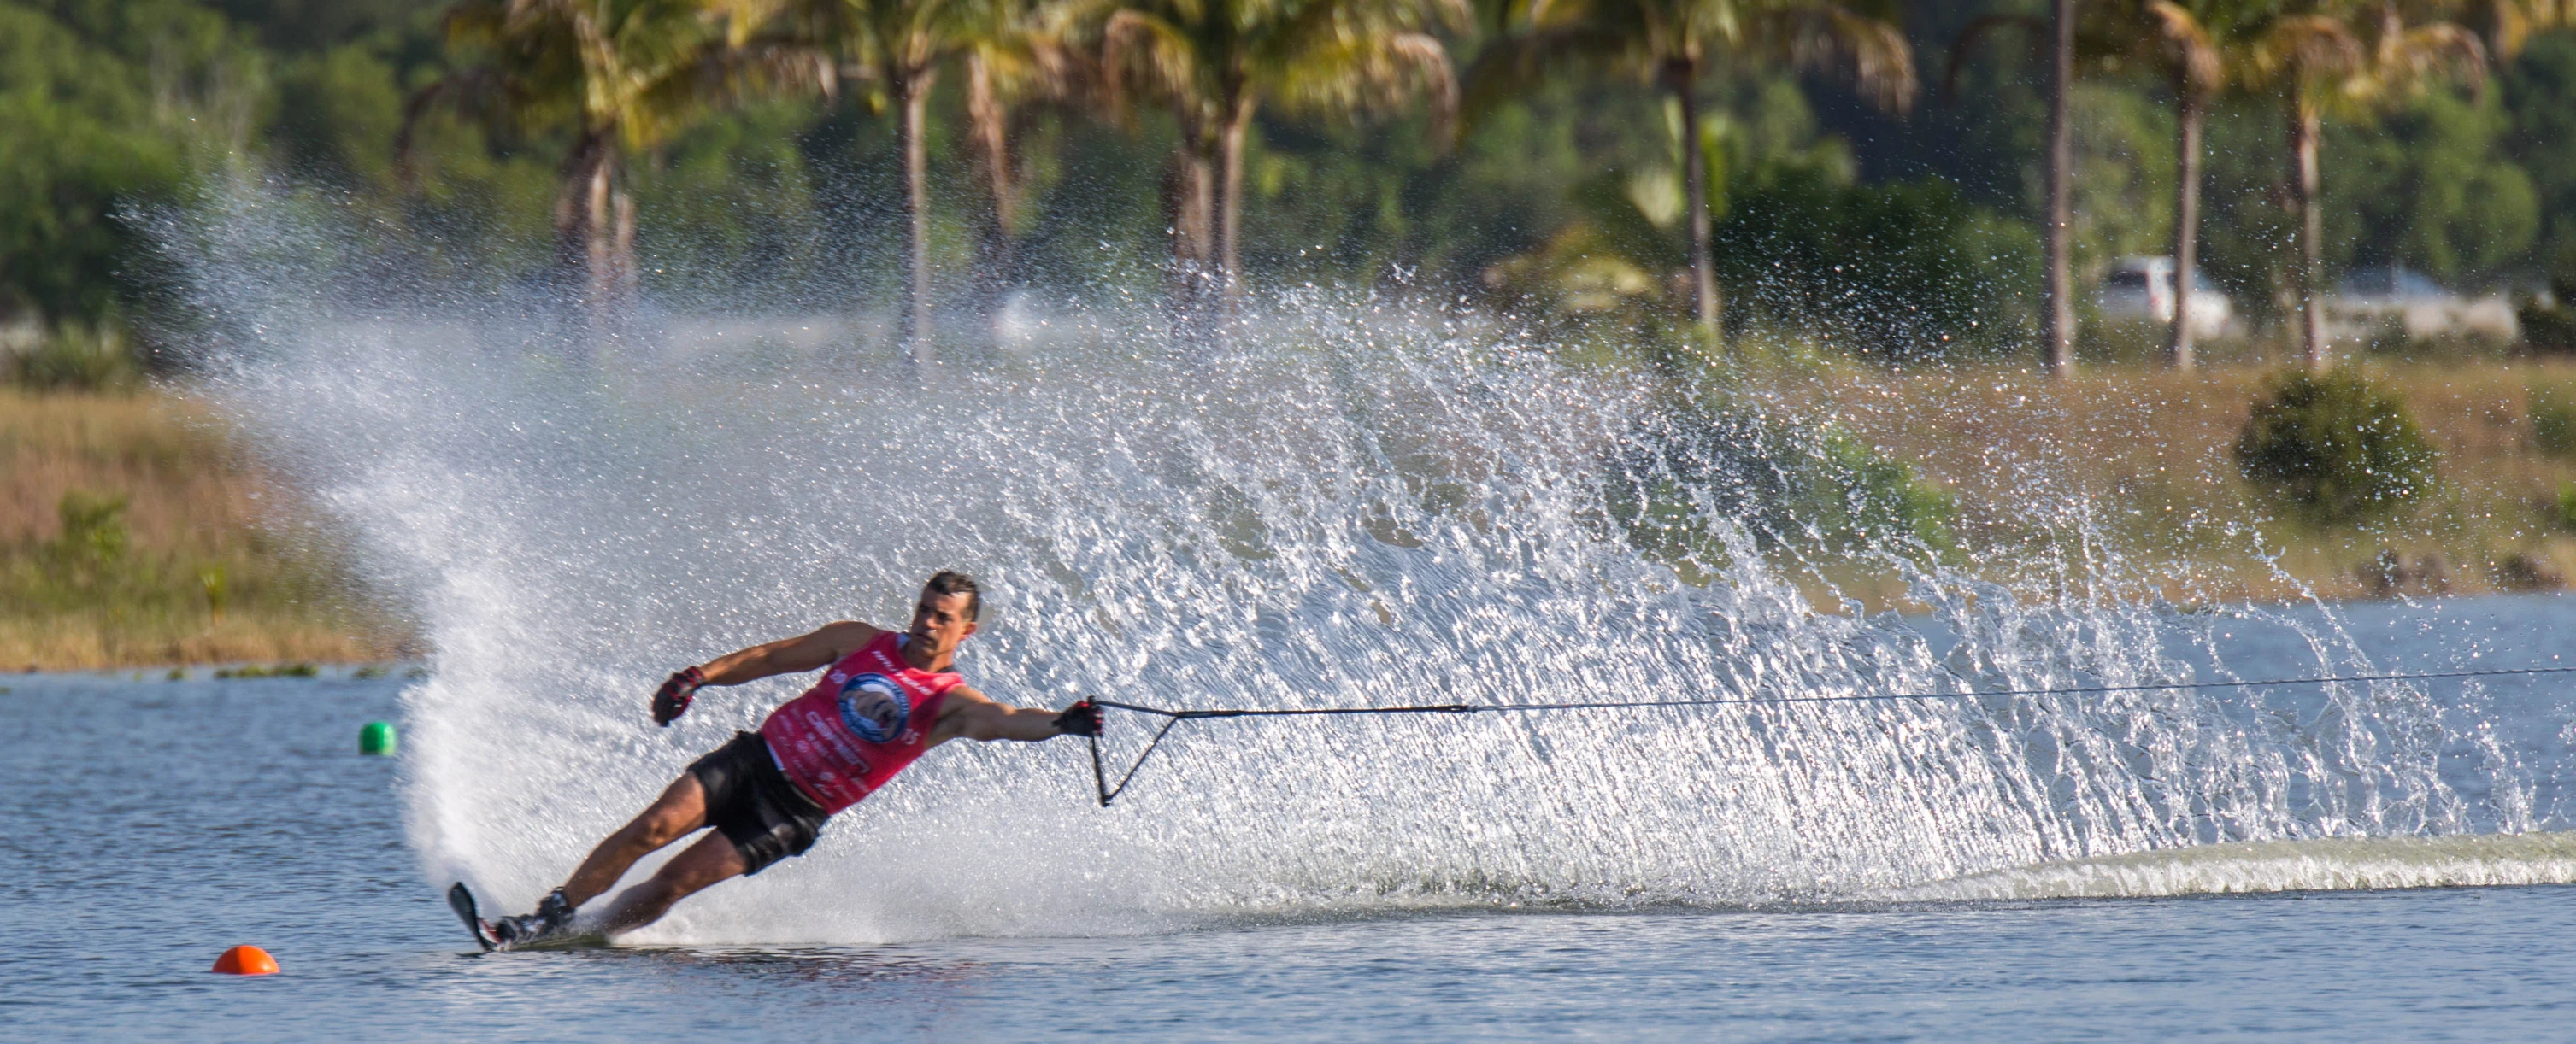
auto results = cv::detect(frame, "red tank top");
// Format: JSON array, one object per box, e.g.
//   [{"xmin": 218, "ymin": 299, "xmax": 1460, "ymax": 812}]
[{"xmin": 759, "ymin": 631, "xmax": 963, "ymax": 814}]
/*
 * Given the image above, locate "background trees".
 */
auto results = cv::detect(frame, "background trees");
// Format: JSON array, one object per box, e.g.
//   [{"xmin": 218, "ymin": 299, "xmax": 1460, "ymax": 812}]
[
  {"xmin": 2141, "ymin": 0, "xmax": 2232, "ymax": 370},
  {"xmin": 2, "ymin": 0, "xmax": 2574, "ymax": 369},
  {"xmin": 2251, "ymin": 1, "xmax": 2488, "ymax": 368},
  {"xmin": 1468, "ymin": 0, "xmax": 1914, "ymax": 339},
  {"xmin": 1101, "ymin": 0, "xmax": 1461, "ymax": 325},
  {"xmin": 398, "ymin": 0, "xmax": 798, "ymax": 319}
]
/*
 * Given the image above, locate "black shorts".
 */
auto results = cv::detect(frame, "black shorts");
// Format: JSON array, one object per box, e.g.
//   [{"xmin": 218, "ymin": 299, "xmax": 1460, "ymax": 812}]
[{"xmin": 688, "ymin": 731, "xmax": 831, "ymax": 876}]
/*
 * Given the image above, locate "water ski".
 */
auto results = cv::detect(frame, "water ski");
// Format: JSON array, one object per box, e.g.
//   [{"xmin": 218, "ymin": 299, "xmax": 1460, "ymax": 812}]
[{"xmin": 447, "ymin": 882, "xmax": 501, "ymax": 952}]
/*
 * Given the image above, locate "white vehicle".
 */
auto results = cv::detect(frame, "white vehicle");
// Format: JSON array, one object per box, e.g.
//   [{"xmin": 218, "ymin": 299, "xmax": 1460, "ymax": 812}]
[
  {"xmin": 2323, "ymin": 265, "xmax": 2519, "ymax": 343},
  {"xmin": 2096, "ymin": 256, "xmax": 2232, "ymax": 339}
]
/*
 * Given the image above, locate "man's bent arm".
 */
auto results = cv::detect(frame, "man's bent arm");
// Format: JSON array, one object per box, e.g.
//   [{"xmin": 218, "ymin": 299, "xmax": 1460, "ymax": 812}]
[
  {"xmin": 696, "ymin": 621, "xmax": 878, "ymax": 685},
  {"xmin": 934, "ymin": 686, "xmax": 1074, "ymax": 743}
]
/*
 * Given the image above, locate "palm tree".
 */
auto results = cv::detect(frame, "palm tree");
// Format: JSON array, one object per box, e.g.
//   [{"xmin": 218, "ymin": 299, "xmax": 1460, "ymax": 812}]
[
  {"xmin": 2241, "ymin": 10, "xmax": 2361, "ymax": 369},
  {"xmin": 2248, "ymin": 1, "xmax": 2483, "ymax": 368},
  {"xmin": 399, "ymin": 0, "xmax": 794, "ymax": 319},
  {"xmin": 2044, "ymin": 0, "xmax": 2073, "ymax": 372},
  {"xmin": 958, "ymin": 0, "xmax": 1093, "ymax": 322},
  {"xmin": 1950, "ymin": 1, "xmax": 2114, "ymax": 372},
  {"xmin": 1471, "ymin": 0, "xmax": 1915, "ymax": 343},
  {"xmin": 777, "ymin": 0, "xmax": 979, "ymax": 355},
  {"xmin": 1101, "ymin": 0, "xmax": 1464, "ymax": 326},
  {"xmin": 2141, "ymin": 0, "xmax": 2237, "ymax": 371}
]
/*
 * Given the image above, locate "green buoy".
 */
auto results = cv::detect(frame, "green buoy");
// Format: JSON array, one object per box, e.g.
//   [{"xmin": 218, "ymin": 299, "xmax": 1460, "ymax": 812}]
[{"xmin": 359, "ymin": 720, "xmax": 397, "ymax": 756}]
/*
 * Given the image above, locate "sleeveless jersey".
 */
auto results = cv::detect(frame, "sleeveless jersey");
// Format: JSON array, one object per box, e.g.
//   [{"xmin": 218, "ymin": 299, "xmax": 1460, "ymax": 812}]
[{"xmin": 759, "ymin": 631, "xmax": 964, "ymax": 814}]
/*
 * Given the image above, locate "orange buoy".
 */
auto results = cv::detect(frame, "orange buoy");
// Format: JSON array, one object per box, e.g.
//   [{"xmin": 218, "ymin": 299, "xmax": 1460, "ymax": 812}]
[{"xmin": 212, "ymin": 945, "xmax": 279, "ymax": 976}]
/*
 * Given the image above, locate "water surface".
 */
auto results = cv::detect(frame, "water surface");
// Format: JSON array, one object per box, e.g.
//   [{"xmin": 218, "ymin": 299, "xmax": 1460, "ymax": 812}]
[{"xmin": 9, "ymin": 595, "xmax": 2576, "ymax": 1040}]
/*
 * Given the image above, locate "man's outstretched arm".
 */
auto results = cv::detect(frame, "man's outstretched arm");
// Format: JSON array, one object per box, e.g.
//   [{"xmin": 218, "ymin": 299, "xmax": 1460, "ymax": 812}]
[
  {"xmin": 651, "ymin": 621, "xmax": 879, "ymax": 726},
  {"xmin": 932, "ymin": 686, "xmax": 1097, "ymax": 744},
  {"xmin": 697, "ymin": 620, "xmax": 879, "ymax": 685}
]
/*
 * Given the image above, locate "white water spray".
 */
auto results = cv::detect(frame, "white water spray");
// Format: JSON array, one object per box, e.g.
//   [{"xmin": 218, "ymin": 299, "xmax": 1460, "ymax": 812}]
[{"xmin": 169, "ymin": 190, "xmax": 2555, "ymax": 944}]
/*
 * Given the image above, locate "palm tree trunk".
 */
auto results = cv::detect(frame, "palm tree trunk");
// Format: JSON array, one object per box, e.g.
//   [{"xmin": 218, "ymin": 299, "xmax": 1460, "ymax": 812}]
[
  {"xmin": 1214, "ymin": 94, "xmax": 1254, "ymax": 313},
  {"xmin": 612, "ymin": 187, "xmax": 637, "ymax": 308},
  {"xmin": 1162, "ymin": 147, "xmax": 1215, "ymax": 330},
  {"xmin": 552, "ymin": 127, "xmax": 623, "ymax": 327},
  {"xmin": 897, "ymin": 67, "xmax": 938, "ymax": 362},
  {"xmin": 2288, "ymin": 95, "xmax": 2326, "ymax": 369},
  {"xmin": 553, "ymin": 129, "xmax": 603, "ymax": 298},
  {"xmin": 585, "ymin": 160, "xmax": 613, "ymax": 309},
  {"xmin": 2167, "ymin": 82, "xmax": 2203, "ymax": 370},
  {"xmin": 2043, "ymin": 0, "xmax": 2075, "ymax": 373},
  {"xmin": 967, "ymin": 54, "xmax": 1015, "ymax": 331},
  {"xmin": 1670, "ymin": 57, "xmax": 1720, "ymax": 339}
]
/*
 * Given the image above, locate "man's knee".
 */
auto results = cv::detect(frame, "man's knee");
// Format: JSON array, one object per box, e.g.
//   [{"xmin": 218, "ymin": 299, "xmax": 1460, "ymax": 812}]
[
  {"xmin": 628, "ymin": 776, "xmax": 709, "ymax": 847},
  {"xmin": 664, "ymin": 835, "xmax": 751, "ymax": 892},
  {"xmin": 630, "ymin": 845, "xmax": 736, "ymax": 912},
  {"xmin": 631, "ymin": 808, "xmax": 697, "ymax": 848}
]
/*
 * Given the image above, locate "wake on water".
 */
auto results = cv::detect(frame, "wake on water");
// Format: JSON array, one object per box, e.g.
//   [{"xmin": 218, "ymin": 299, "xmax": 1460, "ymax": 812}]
[{"xmin": 168, "ymin": 189, "xmax": 2573, "ymax": 945}]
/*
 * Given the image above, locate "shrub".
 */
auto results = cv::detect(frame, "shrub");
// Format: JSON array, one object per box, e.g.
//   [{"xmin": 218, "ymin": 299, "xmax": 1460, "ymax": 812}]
[
  {"xmin": 51, "ymin": 490, "xmax": 132, "ymax": 567},
  {"xmin": 1603, "ymin": 403, "xmax": 1956, "ymax": 583},
  {"xmin": 2525, "ymin": 297, "xmax": 2576, "ymax": 354},
  {"xmin": 1807, "ymin": 429, "xmax": 1958, "ymax": 553},
  {"xmin": 2535, "ymin": 389, "xmax": 2576, "ymax": 457},
  {"xmin": 2522, "ymin": 245, "xmax": 2576, "ymax": 354},
  {"xmin": 2494, "ymin": 553, "xmax": 2566, "ymax": 591},
  {"xmin": 31, "ymin": 490, "xmax": 135, "ymax": 602},
  {"xmin": 6, "ymin": 320, "xmax": 142, "ymax": 392},
  {"xmin": 2234, "ymin": 371, "xmax": 2438, "ymax": 526}
]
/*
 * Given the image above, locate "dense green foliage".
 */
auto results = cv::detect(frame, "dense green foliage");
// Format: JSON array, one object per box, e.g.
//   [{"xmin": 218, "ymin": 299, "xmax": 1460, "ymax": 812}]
[
  {"xmin": 0, "ymin": 0, "xmax": 2572, "ymax": 361},
  {"xmin": 1604, "ymin": 402, "xmax": 1956, "ymax": 584},
  {"xmin": 1717, "ymin": 169, "xmax": 2039, "ymax": 357},
  {"xmin": 2235, "ymin": 371, "xmax": 2440, "ymax": 526},
  {"xmin": 0, "ymin": 2, "xmax": 196, "ymax": 323}
]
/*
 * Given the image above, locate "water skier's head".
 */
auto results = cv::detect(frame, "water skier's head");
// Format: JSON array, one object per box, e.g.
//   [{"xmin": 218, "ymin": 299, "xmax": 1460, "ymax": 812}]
[{"xmin": 906, "ymin": 571, "xmax": 981, "ymax": 658}]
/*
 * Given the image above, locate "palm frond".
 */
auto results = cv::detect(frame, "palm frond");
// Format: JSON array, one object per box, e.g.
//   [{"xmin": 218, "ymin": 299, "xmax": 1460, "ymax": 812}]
[
  {"xmin": 2145, "ymin": 0, "xmax": 2223, "ymax": 95},
  {"xmin": 1459, "ymin": 26, "xmax": 1641, "ymax": 128},
  {"xmin": 2249, "ymin": 13, "xmax": 2362, "ymax": 83},
  {"xmin": 2366, "ymin": 15, "xmax": 2488, "ymax": 98},
  {"xmin": 1778, "ymin": 3, "xmax": 1915, "ymax": 114},
  {"xmin": 1102, "ymin": 9, "xmax": 1205, "ymax": 127},
  {"xmin": 1268, "ymin": 31, "xmax": 1458, "ymax": 133}
]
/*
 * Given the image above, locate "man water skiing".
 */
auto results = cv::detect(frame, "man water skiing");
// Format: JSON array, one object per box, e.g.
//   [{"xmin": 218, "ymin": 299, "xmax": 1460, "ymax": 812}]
[{"xmin": 456, "ymin": 571, "xmax": 1099, "ymax": 949}]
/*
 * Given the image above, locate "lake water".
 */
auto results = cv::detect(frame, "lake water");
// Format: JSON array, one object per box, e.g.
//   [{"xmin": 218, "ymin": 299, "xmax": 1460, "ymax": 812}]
[{"xmin": 9, "ymin": 595, "xmax": 2576, "ymax": 1041}]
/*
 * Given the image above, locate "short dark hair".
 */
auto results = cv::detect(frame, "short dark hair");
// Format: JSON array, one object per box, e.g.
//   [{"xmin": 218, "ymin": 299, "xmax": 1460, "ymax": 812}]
[{"xmin": 922, "ymin": 571, "xmax": 981, "ymax": 621}]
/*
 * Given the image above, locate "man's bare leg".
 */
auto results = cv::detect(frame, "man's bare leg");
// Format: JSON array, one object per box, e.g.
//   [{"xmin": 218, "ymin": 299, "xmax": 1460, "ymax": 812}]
[
  {"xmin": 581, "ymin": 831, "xmax": 750, "ymax": 936},
  {"xmin": 556, "ymin": 774, "xmax": 712, "ymax": 907}
]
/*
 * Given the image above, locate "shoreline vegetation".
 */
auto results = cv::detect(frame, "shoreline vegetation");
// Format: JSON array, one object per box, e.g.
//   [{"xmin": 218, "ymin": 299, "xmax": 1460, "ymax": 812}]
[
  {"xmin": 3, "ymin": 388, "xmax": 410, "ymax": 672},
  {"xmin": 10, "ymin": 358, "xmax": 2576, "ymax": 671},
  {"xmin": 1771, "ymin": 357, "xmax": 2576, "ymax": 608}
]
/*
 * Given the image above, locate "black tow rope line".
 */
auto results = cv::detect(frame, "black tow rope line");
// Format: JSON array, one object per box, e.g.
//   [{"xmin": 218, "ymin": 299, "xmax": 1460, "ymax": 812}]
[{"xmin": 1078, "ymin": 663, "xmax": 2576, "ymax": 807}]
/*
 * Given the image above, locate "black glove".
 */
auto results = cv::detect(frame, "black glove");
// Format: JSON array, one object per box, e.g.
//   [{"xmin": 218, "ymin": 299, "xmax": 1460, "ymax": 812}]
[
  {"xmin": 1053, "ymin": 699, "xmax": 1102, "ymax": 737},
  {"xmin": 651, "ymin": 666, "xmax": 706, "ymax": 727}
]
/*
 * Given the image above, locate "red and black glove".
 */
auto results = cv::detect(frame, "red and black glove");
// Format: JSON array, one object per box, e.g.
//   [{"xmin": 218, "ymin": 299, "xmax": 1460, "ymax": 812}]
[
  {"xmin": 651, "ymin": 666, "xmax": 706, "ymax": 726},
  {"xmin": 1053, "ymin": 699, "xmax": 1102, "ymax": 737}
]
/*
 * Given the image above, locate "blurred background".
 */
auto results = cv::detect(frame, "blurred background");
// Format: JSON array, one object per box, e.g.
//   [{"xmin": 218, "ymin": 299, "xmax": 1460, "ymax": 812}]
[
  {"xmin": 7, "ymin": 0, "xmax": 2576, "ymax": 671},
  {"xmin": 0, "ymin": 0, "xmax": 2568, "ymax": 364}
]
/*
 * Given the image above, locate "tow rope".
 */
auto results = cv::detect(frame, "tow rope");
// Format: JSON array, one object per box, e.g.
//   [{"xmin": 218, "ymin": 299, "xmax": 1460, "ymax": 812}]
[{"xmin": 1080, "ymin": 663, "xmax": 2576, "ymax": 806}]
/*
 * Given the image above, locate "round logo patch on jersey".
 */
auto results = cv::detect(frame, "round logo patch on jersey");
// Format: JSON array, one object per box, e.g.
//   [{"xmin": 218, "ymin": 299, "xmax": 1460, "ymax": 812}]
[{"xmin": 836, "ymin": 672, "xmax": 911, "ymax": 743}]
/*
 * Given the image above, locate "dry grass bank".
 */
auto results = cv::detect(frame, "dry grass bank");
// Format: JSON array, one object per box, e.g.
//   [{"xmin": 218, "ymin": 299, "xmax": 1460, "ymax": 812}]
[
  {"xmin": 10, "ymin": 362, "xmax": 2572, "ymax": 666},
  {"xmin": 2, "ymin": 387, "xmax": 409, "ymax": 670},
  {"xmin": 1767, "ymin": 359, "xmax": 2576, "ymax": 604}
]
